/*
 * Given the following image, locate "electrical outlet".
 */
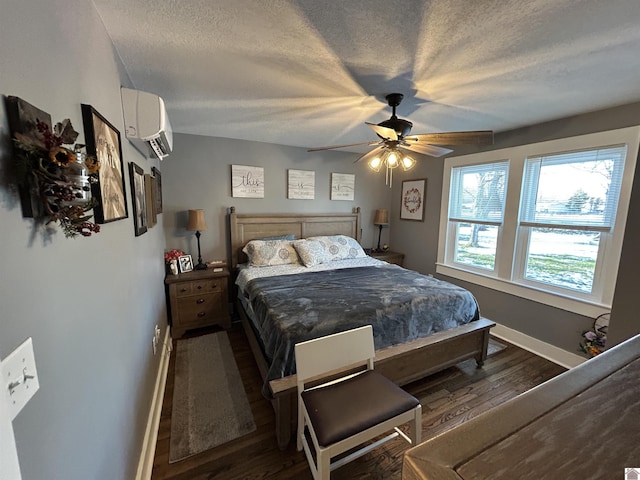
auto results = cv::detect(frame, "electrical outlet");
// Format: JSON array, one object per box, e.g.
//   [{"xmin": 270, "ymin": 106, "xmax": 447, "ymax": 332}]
[{"xmin": 155, "ymin": 324, "xmax": 161, "ymax": 342}]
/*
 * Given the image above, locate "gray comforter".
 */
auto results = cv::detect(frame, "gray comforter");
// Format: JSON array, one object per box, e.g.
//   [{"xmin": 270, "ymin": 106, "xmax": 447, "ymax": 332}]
[{"xmin": 242, "ymin": 264, "xmax": 480, "ymax": 398}]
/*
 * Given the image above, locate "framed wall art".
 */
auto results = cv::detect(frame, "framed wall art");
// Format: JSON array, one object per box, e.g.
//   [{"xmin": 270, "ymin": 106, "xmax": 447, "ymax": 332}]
[
  {"xmin": 81, "ymin": 104, "xmax": 128, "ymax": 224},
  {"xmin": 129, "ymin": 162, "xmax": 147, "ymax": 236},
  {"xmin": 144, "ymin": 173, "xmax": 157, "ymax": 228},
  {"xmin": 151, "ymin": 166, "xmax": 163, "ymax": 213},
  {"xmin": 287, "ymin": 169, "xmax": 315, "ymax": 199},
  {"xmin": 400, "ymin": 178, "xmax": 426, "ymax": 221},
  {"xmin": 231, "ymin": 165, "xmax": 264, "ymax": 198},
  {"xmin": 330, "ymin": 173, "xmax": 355, "ymax": 201}
]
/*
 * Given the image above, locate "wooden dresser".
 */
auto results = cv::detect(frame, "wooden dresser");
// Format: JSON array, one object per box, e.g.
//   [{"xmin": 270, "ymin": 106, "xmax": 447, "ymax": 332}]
[
  {"xmin": 370, "ymin": 250, "xmax": 405, "ymax": 267},
  {"xmin": 165, "ymin": 268, "xmax": 231, "ymax": 338}
]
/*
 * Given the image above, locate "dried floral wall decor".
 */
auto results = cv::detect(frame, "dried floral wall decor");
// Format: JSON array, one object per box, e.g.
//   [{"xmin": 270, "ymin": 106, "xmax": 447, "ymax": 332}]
[
  {"xmin": 81, "ymin": 104, "xmax": 128, "ymax": 224},
  {"xmin": 5, "ymin": 96, "xmax": 101, "ymax": 238}
]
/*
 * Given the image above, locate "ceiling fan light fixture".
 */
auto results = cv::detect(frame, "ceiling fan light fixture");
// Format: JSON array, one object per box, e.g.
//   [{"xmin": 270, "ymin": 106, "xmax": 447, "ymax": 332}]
[
  {"xmin": 368, "ymin": 156, "xmax": 383, "ymax": 172},
  {"xmin": 308, "ymin": 92, "xmax": 493, "ymax": 187},
  {"xmin": 401, "ymin": 155, "xmax": 416, "ymax": 170},
  {"xmin": 386, "ymin": 150, "xmax": 399, "ymax": 168}
]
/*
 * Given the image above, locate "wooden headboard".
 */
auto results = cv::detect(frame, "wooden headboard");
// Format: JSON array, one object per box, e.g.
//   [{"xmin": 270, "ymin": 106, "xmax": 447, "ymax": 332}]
[{"xmin": 228, "ymin": 206, "xmax": 361, "ymax": 269}]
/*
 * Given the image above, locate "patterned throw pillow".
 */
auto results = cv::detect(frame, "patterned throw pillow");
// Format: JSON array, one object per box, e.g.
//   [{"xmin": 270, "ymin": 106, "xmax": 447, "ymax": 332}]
[
  {"xmin": 242, "ymin": 239, "xmax": 299, "ymax": 267},
  {"xmin": 293, "ymin": 240, "xmax": 330, "ymax": 267},
  {"xmin": 306, "ymin": 235, "xmax": 366, "ymax": 261}
]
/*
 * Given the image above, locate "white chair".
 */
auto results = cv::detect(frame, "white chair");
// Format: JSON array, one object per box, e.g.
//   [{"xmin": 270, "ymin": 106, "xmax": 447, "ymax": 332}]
[{"xmin": 295, "ymin": 325, "xmax": 422, "ymax": 480}]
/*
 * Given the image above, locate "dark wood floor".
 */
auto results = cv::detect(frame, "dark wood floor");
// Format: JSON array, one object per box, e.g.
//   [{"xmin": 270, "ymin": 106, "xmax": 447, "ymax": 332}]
[{"xmin": 151, "ymin": 324, "xmax": 566, "ymax": 480}]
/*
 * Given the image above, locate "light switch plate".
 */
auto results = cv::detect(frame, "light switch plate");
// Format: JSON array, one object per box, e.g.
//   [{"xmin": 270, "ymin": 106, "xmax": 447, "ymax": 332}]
[{"xmin": 1, "ymin": 337, "xmax": 39, "ymax": 421}]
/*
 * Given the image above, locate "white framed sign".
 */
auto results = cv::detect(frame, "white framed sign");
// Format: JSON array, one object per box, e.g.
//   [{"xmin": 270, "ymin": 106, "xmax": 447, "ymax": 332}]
[
  {"xmin": 400, "ymin": 178, "xmax": 426, "ymax": 221},
  {"xmin": 231, "ymin": 165, "xmax": 264, "ymax": 198},
  {"xmin": 288, "ymin": 169, "xmax": 315, "ymax": 199},
  {"xmin": 330, "ymin": 173, "xmax": 355, "ymax": 201}
]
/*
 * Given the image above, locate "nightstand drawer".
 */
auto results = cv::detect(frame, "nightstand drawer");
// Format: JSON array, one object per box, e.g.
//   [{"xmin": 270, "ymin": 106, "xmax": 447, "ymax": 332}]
[
  {"xmin": 177, "ymin": 292, "xmax": 223, "ymax": 322},
  {"xmin": 175, "ymin": 279, "xmax": 224, "ymax": 297}
]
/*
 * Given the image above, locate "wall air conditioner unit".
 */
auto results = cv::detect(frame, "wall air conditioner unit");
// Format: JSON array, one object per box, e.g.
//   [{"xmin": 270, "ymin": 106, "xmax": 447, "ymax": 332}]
[{"xmin": 121, "ymin": 87, "xmax": 173, "ymax": 159}]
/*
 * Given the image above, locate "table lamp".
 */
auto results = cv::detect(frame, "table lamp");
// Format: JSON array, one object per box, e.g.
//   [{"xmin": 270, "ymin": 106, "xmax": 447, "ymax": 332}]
[
  {"xmin": 187, "ymin": 209, "xmax": 208, "ymax": 270},
  {"xmin": 373, "ymin": 209, "xmax": 389, "ymax": 252}
]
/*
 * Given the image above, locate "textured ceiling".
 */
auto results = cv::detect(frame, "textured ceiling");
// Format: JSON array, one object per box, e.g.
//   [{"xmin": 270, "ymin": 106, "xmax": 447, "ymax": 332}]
[{"xmin": 92, "ymin": 0, "xmax": 640, "ymax": 152}]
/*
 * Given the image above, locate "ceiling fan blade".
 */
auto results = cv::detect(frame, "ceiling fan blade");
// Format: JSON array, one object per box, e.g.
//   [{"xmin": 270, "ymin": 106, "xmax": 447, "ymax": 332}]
[
  {"xmin": 307, "ymin": 141, "xmax": 380, "ymax": 152},
  {"xmin": 366, "ymin": 122, "xmax": 398, "ymax": 141},
  {"xmin": 354, "ymin": 145, "xmax": 385, "ymax": 164},
  {"xmin": 399, "ymin": 143, "xmax": 453, "ymax": 158},
  {"xmin": 404, "ymin": 131, "xmax": 494, "ymax": 145}
]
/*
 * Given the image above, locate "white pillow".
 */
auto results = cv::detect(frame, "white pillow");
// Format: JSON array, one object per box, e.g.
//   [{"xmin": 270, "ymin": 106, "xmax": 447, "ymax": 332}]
[
  {"xmin": 242, "ymin": 239, "xmax": 299, "ymax": 267},
  {"xmin": 293, "ymin": 240, "xmax": 330, "ymax": 267},
  {"xmin": 306, "ymin": 235, "xmax": 366, "ymax": 261}
]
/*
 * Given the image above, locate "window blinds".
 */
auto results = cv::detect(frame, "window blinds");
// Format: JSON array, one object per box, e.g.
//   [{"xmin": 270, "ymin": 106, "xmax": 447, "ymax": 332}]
[
  {"xmin": 449, "ymin": 161, "xmax": 509, "ymax": 224},
  {"xmin": 520, "ymin": 145, "xmax": 627, "ymax": 230}
]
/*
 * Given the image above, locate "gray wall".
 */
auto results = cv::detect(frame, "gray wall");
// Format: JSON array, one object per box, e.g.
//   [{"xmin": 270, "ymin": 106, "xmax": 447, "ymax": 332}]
[
  {"xmin": 391, "ymin": 103, "xmax": 640, "ymax": 353},
  {"xmin": 161, "ymin": 133, "xmax": 394, "ymax": 261},
  {"xmin": 0, "ymin": 1, "xmax": 166, "ymax": 479},
  {"xmin": 386, "ymin": 160, "xmax": 445, "ymax": 277}
]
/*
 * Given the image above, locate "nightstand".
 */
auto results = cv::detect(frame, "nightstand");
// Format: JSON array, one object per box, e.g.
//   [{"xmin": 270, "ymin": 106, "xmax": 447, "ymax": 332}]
[
  {"xmin": 370, "ymin": 250, "xmax": 405, "ymax": 267},
  {"xmin": 165, "ymin": 268, "xmax": 231, "ymax": 338}
]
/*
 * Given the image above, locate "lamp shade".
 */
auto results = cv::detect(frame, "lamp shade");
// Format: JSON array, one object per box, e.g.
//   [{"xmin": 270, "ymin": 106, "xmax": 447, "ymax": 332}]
[
  {"xmin": 186, "ymin": 209, "xmax": 208, "ymax": 231},
  {"xmin": 373, "ymin": 209, "xmax": 389, "ymax": 226}
]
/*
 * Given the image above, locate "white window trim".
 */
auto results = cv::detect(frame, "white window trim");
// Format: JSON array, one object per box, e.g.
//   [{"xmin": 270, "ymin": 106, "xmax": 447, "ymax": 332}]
[{"xmin": 437, "ymin": 126, "xmax": 640, "ymax": 318}]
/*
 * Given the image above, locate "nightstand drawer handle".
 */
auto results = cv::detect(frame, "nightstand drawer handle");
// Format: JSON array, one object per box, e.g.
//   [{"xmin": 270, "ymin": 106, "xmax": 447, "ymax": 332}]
[
  {"xmin": 197, "ymin": 312, "xmax": 206, "ymax": 317},
  {"xmin": 196, "ymin": 298, "xmax": 205, "ymax": 304},
  {"xmin": 197, "ymin": 285, "xmax": 202, "ymax": 290},
  {"xmin": 180, "ymin": 288, "xmax": 188, "ymax": 293}
]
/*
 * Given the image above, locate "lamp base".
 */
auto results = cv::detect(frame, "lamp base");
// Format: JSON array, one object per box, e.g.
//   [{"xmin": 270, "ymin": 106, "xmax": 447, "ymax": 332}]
[
  {"xmin": 376, "ymin": 224, "xmax": 383, "ymax": 251},
  {"xmin": 194, "ymin": 230, "xmax": 207, "ymax": 270}
]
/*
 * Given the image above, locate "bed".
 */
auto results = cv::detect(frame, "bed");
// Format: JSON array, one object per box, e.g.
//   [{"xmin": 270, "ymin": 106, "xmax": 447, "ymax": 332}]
[
  {"xmin": 402, "ymin": 332, "xmax": 640, "ymax": 479},
  {"xmin": 228, "ymin": 207, "xmax": 495, "ymax": 449}
]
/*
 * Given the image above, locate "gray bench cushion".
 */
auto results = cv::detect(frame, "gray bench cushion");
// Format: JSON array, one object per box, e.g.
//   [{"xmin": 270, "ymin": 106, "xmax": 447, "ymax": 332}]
[{"xmin": 302, "ymin": 370, "xmax": 419, "ymax": 447}]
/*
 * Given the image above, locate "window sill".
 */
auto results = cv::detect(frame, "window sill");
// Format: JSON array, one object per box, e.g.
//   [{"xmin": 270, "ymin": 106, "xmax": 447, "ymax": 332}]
[{"xmin": 435, "ymin": 263, "xmax": 610, "ymax": 318}]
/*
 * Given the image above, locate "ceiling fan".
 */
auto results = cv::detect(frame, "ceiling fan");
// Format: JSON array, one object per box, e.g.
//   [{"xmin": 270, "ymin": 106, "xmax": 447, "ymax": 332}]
[{"xmin": 308, "ymin": 93, "xmax": 494, "ymax": 185}]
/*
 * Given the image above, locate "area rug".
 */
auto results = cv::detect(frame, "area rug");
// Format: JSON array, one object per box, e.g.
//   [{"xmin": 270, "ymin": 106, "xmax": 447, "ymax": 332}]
[{"xmin": 169, "ymin": 331, "xmax": 256, "ymax": 463}]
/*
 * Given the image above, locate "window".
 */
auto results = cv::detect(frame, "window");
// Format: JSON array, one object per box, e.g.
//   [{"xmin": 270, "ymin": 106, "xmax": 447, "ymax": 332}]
[
  {"xmin": 516, "ymin": 147, "xmax": 626, "ymax": 297},
  {"xmin": 447, "ymin": 162, "xmax": 508, "ymax": 271},
  {"xmin": 437, "ymin": 127, "xmax": 640, "ymax": 316}
]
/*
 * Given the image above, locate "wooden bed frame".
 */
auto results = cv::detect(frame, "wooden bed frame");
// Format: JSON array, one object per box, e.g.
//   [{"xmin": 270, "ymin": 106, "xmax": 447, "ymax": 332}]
[{"xmin": 228, "ymin": 206, "xmax": 495, "ymax": 450}]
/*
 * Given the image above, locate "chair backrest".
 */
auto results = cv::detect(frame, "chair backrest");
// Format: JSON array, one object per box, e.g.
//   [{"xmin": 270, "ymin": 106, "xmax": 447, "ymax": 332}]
[{"xmin": 295, "ymin": 325, "xmax": 375, "ymax": 385}]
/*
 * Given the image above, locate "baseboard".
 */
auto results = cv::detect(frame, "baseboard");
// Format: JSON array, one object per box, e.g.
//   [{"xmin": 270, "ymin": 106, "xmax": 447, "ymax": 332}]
[
  {"xmin": 489, "ymin": 320, "xmax": 586, "ymax": 369},
  {"xmin": 135, "ymin": 328, "xmax": 172, "ymax": 480}
]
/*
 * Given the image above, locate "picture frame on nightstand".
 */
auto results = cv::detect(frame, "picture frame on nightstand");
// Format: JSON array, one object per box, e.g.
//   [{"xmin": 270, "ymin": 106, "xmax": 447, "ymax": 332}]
[{"xmin": 178, "ymin": 254, "xmax": 193, "ymax": 273}]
